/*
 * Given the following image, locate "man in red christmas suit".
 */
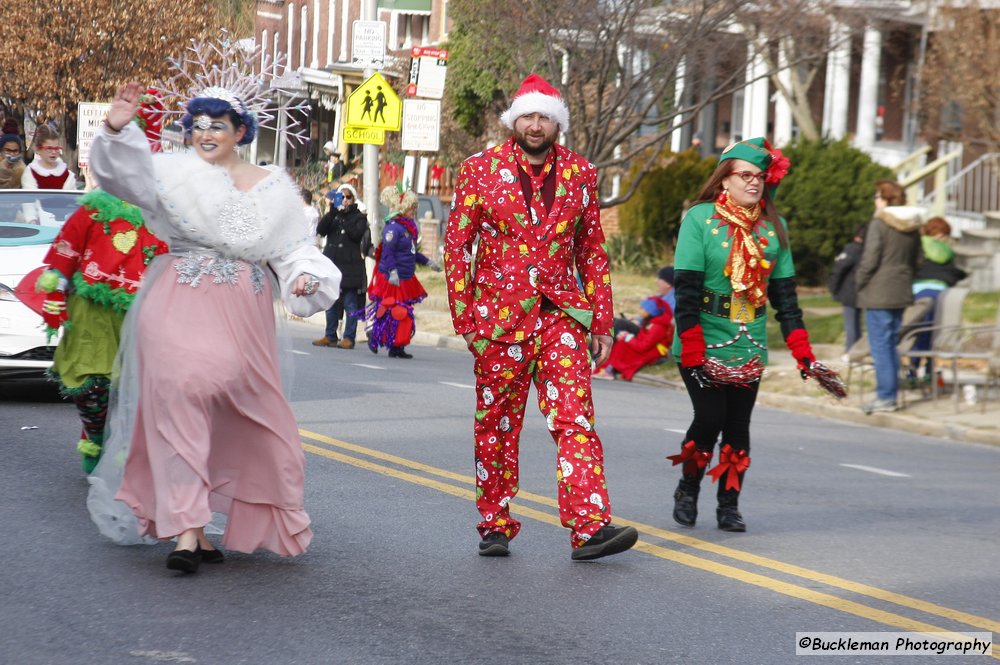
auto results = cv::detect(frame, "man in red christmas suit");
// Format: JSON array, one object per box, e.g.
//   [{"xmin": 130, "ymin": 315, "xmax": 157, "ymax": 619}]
[{"xmin": 445, "ymin": 73, "xmax": 638, "ymax": 560}]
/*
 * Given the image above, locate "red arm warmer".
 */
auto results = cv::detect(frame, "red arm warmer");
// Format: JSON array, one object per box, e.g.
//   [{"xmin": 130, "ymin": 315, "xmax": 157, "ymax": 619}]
[
  {"xmin": 785, "ymin": 328, "xmax": 815, "ymax": 370},
  {"xmin": 679, "ymin": 324, "xmax": 707, "ymax": 368}
]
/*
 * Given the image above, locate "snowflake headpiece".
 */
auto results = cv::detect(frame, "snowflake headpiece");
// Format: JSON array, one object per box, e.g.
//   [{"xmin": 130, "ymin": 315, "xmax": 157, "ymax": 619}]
[{"xmin": 158, "ymin": 34, "xmax": 310, "ymax": 145}]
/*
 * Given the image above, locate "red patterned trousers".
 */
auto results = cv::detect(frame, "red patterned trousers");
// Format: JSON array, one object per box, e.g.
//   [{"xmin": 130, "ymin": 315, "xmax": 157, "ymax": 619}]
[{"xmin": 470, "ymin": 309, "xmax": 612, "ymax": 548}]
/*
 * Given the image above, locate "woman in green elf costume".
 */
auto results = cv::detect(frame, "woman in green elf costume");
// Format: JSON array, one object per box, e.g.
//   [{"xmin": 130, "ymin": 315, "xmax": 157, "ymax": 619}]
[
  {"xmin": 666, "ymin": 138, "xmax": 830, "ymax": 533},
  {"xmin": 35, "ymin": 189, "xmax": 167, "ymax": 473}
]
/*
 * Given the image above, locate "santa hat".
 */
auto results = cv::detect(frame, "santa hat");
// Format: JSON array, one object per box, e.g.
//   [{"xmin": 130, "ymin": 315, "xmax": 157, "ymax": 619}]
[{"xmin": 500, "ymin": 73, "xmax": 570, "ymax": 131}]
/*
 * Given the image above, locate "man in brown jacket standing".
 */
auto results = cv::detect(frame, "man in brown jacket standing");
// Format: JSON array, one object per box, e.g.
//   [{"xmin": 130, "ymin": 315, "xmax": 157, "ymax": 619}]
[{"xmin": 855, "ymin": 180, "xmax": 922, "ymax": 413}]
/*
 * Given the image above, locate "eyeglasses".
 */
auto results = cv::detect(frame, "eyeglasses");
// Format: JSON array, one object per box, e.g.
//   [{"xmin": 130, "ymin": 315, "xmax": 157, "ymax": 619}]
[
  {"xmin": 729, "ymin": 171, "xmax": 765, "ymax": 184},
  {"xmin": 342, "ymin": 194, "xmax": 354, "ymax": 200},
  {"xmin": 38, "ymin": 145, "xmax": 63, "ymax": 152}
]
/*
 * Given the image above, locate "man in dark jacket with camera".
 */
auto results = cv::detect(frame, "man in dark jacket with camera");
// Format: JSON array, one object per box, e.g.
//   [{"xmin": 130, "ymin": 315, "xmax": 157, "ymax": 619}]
[{"xmin": 313, "ymin": 184, "xmax": 368, "ymax": 349}]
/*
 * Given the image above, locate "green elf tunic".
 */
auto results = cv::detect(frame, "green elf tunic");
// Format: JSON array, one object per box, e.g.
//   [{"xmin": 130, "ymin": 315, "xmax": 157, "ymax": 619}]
[{"xmin": 670, "ymin": 201, "xmax": 795, "ymax": 366}]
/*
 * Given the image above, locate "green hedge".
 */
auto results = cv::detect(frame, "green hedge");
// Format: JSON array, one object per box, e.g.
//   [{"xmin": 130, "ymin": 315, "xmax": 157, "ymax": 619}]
[
  {"xmin": 776, "ymin": 139, "xmax": 894, "ymax": 285},
  {"xmin": 617, "ymin": 148, "xmax": 718, "ymax": 263}
]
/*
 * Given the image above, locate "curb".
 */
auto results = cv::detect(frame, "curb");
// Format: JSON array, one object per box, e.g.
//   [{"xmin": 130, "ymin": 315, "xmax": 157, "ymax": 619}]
[{"xmin": 629, "ymin": 373, "xmax": 1000, "ymax": 447}]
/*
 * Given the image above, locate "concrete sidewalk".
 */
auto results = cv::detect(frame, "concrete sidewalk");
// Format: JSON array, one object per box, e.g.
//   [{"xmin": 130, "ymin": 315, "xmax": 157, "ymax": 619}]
[{"xmin": 297, "ymin": 313, "xmax": 1000, "ymax": 447}]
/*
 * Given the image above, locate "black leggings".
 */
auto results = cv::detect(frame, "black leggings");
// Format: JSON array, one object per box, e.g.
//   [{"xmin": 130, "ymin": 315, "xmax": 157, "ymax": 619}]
[{"xmin": 679, "ymin": 366, "xmax": 759, "ymax": 454}]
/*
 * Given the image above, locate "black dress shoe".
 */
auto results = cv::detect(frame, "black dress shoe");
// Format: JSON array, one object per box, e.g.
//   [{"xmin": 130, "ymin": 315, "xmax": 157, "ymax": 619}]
[
  {"xmin": 478, "ymin": 532, "xmax": 510, "ymax": 557},
  {"xmin": 716, "ymin": 505, "xmax": 746, "ymax": 532},
  {"xmin": 571, "ymin": 524, "xmax": 638, "ymax": 561},
  {"xmin": 166, "ymin": 547, "xmax": 201, "ymax": 574},
  {"xmin": 673, "ymin": 487, "xmax": 699, "ymax": 527},
  {"xmin": 201, "ymin": 547, "xmax": 225, "ymax": 564},
  {"xmin": 388, "ymin": 347, "xmax": 413, "ymax": 359}
]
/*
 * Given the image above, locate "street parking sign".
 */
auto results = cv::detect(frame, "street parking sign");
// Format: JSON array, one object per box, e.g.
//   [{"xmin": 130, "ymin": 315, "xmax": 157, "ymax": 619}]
[{"xmin": 352, "ymin": 20, "xmax": 386, "ymax": 69}]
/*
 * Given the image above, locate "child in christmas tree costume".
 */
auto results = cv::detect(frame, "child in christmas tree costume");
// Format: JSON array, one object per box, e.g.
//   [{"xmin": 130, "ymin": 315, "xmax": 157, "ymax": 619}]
[{"xmin": 36, "ymin": 189, "xmax": 167, "ymax": 473}]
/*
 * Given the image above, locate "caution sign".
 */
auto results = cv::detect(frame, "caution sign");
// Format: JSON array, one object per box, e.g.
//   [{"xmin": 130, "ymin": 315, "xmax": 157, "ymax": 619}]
[
  {"xmin": 345, "ymin": 72, "xmax": 402, "ymax": 131},
  {"xmin": 343, "ymin": 126, "xmax": 385, "ymax": 145}
]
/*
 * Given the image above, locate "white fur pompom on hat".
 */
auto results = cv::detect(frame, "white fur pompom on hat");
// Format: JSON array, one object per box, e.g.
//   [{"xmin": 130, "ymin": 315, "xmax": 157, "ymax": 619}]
[
  {"xmin": 500, "ymin": 73, "xmax": 570, "ymax": 131},
  {"xmin": 380, "ymin": 183, "xmax": 419, "ymax": 219}
]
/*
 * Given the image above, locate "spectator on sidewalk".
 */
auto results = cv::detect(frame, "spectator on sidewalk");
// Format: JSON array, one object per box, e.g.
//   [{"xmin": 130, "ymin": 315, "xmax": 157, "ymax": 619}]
[
  {"xmin": 313, "ymin": 184, "xmax": 368, "ymax": 350},
  {"xmin": 0, "ymin": 133, "xmax": 25, "ymax": 189},
  {"xmin": 323, "ymin": 142, "xmax": 345, "ymax": 183},
  {"xmin": 855, "ymin": 180, "xmax": 922, "ymax": 414},
  {"xmin": 301, "ymin": 187, "xmax": 320, "ymax": 246},
  {"xmin": 22, "ymin": 124, "xmax": 77, "ymax": 190},
  {"xmin": 613, "ymin": 265, "xmax": 676, "ymax": 338},
  {"xmin": 597, "ymin": 266, "xmax": 675, "ymax": 381},
  {"xmin": 906, "ymin": 216, "xmax": 968, "ymax": 383},
  {"xmin": 828, "ymin": 223, "xmax": 867, "ymax": 362}
]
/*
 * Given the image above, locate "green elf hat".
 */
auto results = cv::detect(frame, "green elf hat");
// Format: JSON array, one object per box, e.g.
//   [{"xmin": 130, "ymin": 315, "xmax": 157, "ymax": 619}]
[{"xmin": 720, "ymin": 137, "xmax": 791, "ymax": 198}]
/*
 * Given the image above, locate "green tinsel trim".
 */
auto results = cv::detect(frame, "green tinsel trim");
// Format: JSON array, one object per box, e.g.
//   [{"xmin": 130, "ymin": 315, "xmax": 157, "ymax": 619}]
[
  {"xmin": 46, "ymin": 369, "xmax": 108, "ymax": 398},
  {"xmin": 78, "ymin": 189, "xmax": 145, "ymax": 230},
  {"xmin": 142, "ymin": 244, "xmax": 159, "ymax": 265},
  {"xmin": 43, "ymin": 320, "xmax": 69, "ymax": 343},
  {"xmin": 71, "ymin": 272, "xmax": 136, "ymax": 314}
]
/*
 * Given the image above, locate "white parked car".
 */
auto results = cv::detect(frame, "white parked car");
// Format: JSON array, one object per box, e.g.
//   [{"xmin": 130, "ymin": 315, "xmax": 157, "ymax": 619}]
[{"xmin": 0, "ymin": 190, "xmax": 82, "ymax": 379}]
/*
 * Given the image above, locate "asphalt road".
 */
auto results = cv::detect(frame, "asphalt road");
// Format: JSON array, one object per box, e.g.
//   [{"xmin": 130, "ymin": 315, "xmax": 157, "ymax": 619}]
[{"xmin": 2, "ymin": 321, "xmax": 997, "ymax": 665}]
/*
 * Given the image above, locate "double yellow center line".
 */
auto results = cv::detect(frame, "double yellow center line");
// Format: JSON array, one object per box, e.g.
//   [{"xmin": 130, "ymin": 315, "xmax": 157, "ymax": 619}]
[{"xmin": 300, "ymin": 428, "xmax": 998, "ymax": 657}]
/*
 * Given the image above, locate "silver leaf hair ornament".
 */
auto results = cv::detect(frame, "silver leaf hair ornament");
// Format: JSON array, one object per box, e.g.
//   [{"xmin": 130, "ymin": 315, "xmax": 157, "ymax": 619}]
[{"xmin": 158, "ymin": 33, "xmax": 311, "ymax": 144}]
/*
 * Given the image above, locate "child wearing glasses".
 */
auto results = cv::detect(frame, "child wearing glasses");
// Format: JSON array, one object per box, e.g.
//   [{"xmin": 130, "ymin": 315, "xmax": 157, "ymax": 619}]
[{"xmin": 22, "ymin": 124, "xmax": 77, "ymax": 190}]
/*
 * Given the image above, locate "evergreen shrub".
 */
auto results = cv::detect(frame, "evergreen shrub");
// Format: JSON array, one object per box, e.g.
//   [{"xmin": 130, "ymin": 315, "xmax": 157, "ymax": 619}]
[
  {"xmin": 775, "ymin": 138, "xmax": 894, "ymax": 285},
  {"xmin": 617, "ymin": 149, "xmax": 718, "ymax": 267}
]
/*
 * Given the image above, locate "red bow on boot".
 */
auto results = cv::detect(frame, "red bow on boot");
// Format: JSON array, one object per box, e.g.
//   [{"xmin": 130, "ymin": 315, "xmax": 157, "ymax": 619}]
[
  {"xmin": 666, "ymin": 440, "xmax": 713, "ymax": 476},
  {"xmin": 706, "ymin": 444, "xmax": 751, "ymax": 491}
]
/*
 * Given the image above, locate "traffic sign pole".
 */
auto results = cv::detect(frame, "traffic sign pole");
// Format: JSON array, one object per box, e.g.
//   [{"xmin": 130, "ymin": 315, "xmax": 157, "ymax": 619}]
[{"xmin": 362, "ymin": 0, "xmax": 380, "ymax": 282}]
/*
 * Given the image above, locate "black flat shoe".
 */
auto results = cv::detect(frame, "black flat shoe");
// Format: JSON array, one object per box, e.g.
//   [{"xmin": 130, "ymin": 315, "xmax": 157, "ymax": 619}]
[
  {"xmin": 571, "ymin": 524, "xmax": 638, "ymax": 561},
  {"xmin": 478, "ymin": 532, "xmax": 510, "ymax": 557},
  {"xmin": 201, "ymin": 547, "xmax": 225, "ymax": 564},
  {"xmin": 166, "ymin": 547, "xmax": 201, "ymax": 574}
]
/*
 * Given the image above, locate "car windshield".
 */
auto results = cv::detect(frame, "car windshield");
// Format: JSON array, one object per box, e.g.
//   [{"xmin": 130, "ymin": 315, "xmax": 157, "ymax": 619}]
[{"xmin": 0, "ymin": 191, "xmax": 81, "ymax": 226}]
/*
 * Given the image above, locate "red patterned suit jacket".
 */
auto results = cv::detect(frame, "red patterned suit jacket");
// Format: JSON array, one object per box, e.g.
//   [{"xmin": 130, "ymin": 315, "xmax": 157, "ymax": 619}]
[{"xmin": 445, "ymin": 138, "xmax": 613, "ymax": 344}]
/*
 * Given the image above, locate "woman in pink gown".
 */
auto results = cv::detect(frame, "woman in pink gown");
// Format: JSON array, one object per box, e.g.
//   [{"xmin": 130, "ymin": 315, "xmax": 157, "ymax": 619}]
[{"xmin": 86, "ymin": 82, "xmax": 341, "ymax": 573}]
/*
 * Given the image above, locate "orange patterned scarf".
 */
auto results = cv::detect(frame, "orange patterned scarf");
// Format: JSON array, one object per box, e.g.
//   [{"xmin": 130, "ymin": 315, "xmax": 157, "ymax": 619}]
[{"xmin": 714, "ymin": 191, "xmax": 769, "ymax": 307}]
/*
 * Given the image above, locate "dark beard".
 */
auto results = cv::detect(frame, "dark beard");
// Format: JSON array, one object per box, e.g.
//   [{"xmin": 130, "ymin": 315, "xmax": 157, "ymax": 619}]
[{"xmin": 515, "ymin": 135, "xmax": 555, "ymax": 156}]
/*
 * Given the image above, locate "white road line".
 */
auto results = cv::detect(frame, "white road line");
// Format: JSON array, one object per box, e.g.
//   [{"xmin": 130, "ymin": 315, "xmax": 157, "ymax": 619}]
[
  {"xmin": 664, "ymin": 428, "xmax": 687, "ymax": 434},
  {"xmin": 291, "ymin": 350, "xmax": 309, "ymax": 355},
  {"xmin": 440, "ymin": 381, "xmax": 474, "ymax": 389},
  {"xmin": 839, "ymin": 463, "xmax": 911, "ymax": 478},
  {"xmin": 352, "ymin": 363, "xmax": 386, "ymax": 370}
]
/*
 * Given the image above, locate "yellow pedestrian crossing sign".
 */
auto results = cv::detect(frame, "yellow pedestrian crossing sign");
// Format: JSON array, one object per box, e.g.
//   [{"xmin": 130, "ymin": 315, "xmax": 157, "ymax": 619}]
[{"xmin": 345, "ymin": 72, "xmax": 402, "ymax": 131}]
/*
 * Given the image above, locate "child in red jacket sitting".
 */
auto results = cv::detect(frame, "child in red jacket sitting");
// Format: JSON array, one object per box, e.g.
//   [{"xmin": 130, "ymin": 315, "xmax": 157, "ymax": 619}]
[{"xmin": 596, "ymin": 267, "xmax": 675, "ymax": 381}]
